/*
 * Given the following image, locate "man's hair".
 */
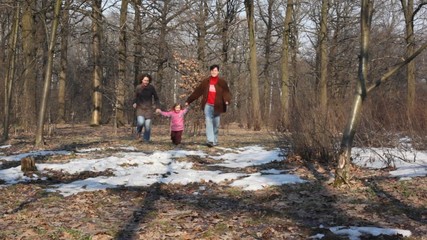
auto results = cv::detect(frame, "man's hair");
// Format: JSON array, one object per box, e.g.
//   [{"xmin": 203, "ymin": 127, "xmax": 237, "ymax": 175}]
[{"xmin": 209, "ymin": 64, "xmax": 220, "ymax": 71}]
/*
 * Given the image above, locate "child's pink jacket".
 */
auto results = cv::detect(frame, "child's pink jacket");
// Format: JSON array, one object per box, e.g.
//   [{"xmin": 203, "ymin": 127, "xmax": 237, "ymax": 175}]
[{"xmin": 159, "ymin": 108, "xmax": 189, "ymax": 131}]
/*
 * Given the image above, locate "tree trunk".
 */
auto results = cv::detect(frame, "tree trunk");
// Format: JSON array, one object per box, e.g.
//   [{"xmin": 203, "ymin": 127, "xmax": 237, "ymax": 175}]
[
  {"xmin": 90, "ymin": 0, "xmax": 103, "ymax": 126},
  {"xmin": 133, "ymin": 0, "xmax": 142, "ymax": 88},
  {"xmin": 35, "ymin": 0, "xmax": 62, "ymax": 146},
  {"xmin": 335, "ymin": 0, "xmax": 372, "ymax": 186},
  {"xmin": 197, "ymin": 0, "xmax": 208, "ymax": 68},
  {"xmin": 21, "ymin": 1, "xmax": 37, "ymax": 131},
  {"xmin": 319, "ymin": 0, "xmax": 329, "ymax": 113},
  {"xmin": 156, "ymin": 0, "xmax": 170, "ymax": 96},
  {"xmin": 2, "ymin": 2, "xmax": 20, "ymax": 141},
  {"xmin": 21, "ymin": 156, "xmax": 37, "ymax": 173},
  {"xmin": 400, "ymin": 0, "xmax": 427, "ymax": 118},
  {"xmin": 219, "ymin": 0, "xmax": 238, "ymax": 115},
  {"xmin": 244, "ymin": 0, "xmax": 262, "ymax": 131},
  {"xmin": 221, "ymin": 0, "xmax": 238, "ymax": 66},
  {"xmin": 58, "ymin": 0, "xmax": 71, "ymax": 123},
  {"xmin": 335, "ymin": 1, "xmax": 427, "ymax": 186},
  {"xmin": 280, "ymin": 0, "xmax": 293, "ymax": 130},
  {"xmin": 115, "ymin": 0, "xmax": 128, "ymax": 127},
  {"xmin": 260, "ymin": 0, "xmax": 274, "ymax": 119}
]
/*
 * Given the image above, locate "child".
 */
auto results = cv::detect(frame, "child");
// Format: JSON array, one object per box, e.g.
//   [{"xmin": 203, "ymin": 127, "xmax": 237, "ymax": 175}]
[{"xmin": 156, "ymin": 103, "xmax": 189, "ymax": 146}]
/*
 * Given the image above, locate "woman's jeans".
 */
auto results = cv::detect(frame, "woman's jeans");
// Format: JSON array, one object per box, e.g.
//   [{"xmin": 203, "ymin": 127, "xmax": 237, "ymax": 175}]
[
  {"xmin": 136, "ymin": 116, "xmax": 152, "ymax": 141},
  {"xmin": 204, "ymin": 104, "xmax": 220, "ymax": 145}
]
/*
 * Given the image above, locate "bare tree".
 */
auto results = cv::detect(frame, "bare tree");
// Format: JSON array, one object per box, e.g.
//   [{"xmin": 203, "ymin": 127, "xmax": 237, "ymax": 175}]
[
  {"xmin": 335, "ymin": 0, "xmax": 427, "ymax": 185},
  {"xmin": 400, "ymin": 0, "xmax": 427, "ymax": 118},
  {"xmin": 58, "ymin": 0, "xmax": 72, "ymax": 123},
  {"xmin": 132, "ymin": 0, "xmax": 142, "ymax": 87},
  {"xmin": 196, "ymin": 0, "xmax": 208, "ymax": 68},
  {"xmin": 115, "ymin": 0, "xmax": 128, "ymax": 127},
  {"xmin": 219, "ymin": 0, "xmax": 239, "ymax": 67},
  {"xmin": 258, "ymin": 0, "xmax": 275, "ymax": 118},
  {"xmin": 244, "ymin": 0, "xmax": 262, "ymax": 131},
  {"xmin": 336, "ymin": 0, "xmax": 373, "ymax": 185},
  {"xmin": 318, "ymin": 0, "xmax": 329, "ymax": 113},
  {"xmin": 21, "ymin": 0, "xmax": 37, "ymax": 131},
  {"xmin": 2, "ymin": 2, "xmax": 20, "ymax": 141},
  {"xmin": 90, "ymin": 0, "xmax": 103, "ymax": 126},
  {"xmin": 154, "ymin": 0, "xmax": 191, "ymax": 95},
  {"xmin": 280, "ymin": 0, "xmax": 293, "ymax": 130},
  {"xmin": 35, "ymin": 0, "xmax": 62, "ymax": 146}
]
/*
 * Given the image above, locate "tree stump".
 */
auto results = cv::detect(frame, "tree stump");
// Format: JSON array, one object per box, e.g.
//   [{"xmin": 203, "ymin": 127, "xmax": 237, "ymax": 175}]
[{"xmin": 21, "ymin": 156, "xmax": 37, "ymax": 173}]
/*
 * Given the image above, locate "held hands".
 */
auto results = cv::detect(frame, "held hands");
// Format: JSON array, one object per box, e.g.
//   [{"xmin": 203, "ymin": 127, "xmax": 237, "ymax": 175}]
[
  {"xmin": 155, "ymin": 108, "xmax": 161, "ymax": 114},
  {"xmin": 133, "ymin": 103, "xmax": 137, "ymax": 109}
]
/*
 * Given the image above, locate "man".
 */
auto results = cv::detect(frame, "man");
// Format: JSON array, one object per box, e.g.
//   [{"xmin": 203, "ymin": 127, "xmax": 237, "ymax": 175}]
[{"xmin": 185, "ymin": 64, "xmax": 231, "ymax": 147}]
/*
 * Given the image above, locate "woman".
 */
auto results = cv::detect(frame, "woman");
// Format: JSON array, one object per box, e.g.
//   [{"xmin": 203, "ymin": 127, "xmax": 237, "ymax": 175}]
[
  {"xmin": 185, "ymin": 64, "xmax": 231, "ymax": 147},
  {"xmin": 133, "ymin": 74, "xmax": 160, "ymax": 142}
]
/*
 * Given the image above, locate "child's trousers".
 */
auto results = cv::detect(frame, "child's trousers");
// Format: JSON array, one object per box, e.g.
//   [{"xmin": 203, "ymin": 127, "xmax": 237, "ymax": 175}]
[{"xmin": 171, "ymin": 130, "xmax": 183, "ymax": 145}]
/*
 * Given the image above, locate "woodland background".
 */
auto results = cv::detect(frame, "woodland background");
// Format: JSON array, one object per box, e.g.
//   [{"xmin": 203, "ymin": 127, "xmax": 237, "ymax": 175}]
[
  {"xmin": 1, "ymin": 0, "xmax": 427, "ymax": 153},
  {"xmin": 1, "ymin": 1, "xmax": 427, "ymax": 238}
]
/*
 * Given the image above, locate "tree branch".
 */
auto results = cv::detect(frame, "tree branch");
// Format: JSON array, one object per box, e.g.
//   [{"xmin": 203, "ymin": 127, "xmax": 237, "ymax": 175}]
[{"xmin": 367, "ymin": 41, "xmax": 427, "ymax": 93}]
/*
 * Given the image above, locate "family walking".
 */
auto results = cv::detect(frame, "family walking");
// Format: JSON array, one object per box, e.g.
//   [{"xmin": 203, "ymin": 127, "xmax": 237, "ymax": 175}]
[{"xmin": 132, "ymin": 64, "xmax": 232, "ymax": 147}]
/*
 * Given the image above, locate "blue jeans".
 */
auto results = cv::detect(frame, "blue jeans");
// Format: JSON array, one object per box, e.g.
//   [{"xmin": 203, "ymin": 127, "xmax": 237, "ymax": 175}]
[
  {"xmin": 204, "ymin": 104, "xmax": 220, "ymax": 145},
  {"xmin": 136, "ymin": 116, "xmax": 152, "ymax": 141}
]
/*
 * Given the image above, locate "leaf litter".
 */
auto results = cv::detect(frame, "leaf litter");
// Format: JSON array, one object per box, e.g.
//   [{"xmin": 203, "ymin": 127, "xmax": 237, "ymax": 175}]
[{"xmin": 0, "ymin": 124, "xmax": 426, "ymax": 239}]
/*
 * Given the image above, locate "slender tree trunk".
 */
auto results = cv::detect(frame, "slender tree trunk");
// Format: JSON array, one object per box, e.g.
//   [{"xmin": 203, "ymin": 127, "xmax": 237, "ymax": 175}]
[
  {"xmin": 197, "ymin": 0, "xmax": 208, "ymax": 68},
  {"xmin": 115, "ymin": 0, "xmax": 128, "ymax": 127},
  {"xmin": 22, "ymin": 0, "xmax": 37, "ymax": 131},
  {"xmin": 35, "ymin": 0, "xmax": 62, "ymax": 146},
  {"xmin": 156, "ymin": 0, "xmax": 170, "ymax": 95},
  {"xmin": 221, "ymin": 0, "xmax": 237, "ymax": 66},
  {"xmin": 319, "ymin": 0, "xmax": 329, "ymax": 113},
  {"xmin": 90, "ymin": 0, "xmax": 103, "ymax": 126},
  {"xmin": 335, "ymin": 1, "xmax": 427, "ymax": 185},
  {"xmin": 405, "ymin": 3, "xmax": 415, "ymax": 119},
  {"xmin": 290, "ymin": 0, "xmax": 300, "ymax": 122},
  {"xmin": 335, "ymin": 0, "xmax": 372, "ymax": 185},
  {"xmin": 133, "ymin": 0, "xmax": 142, "ymax": 87},
  {"xmin": 244, "ymin": 0, "xmax": 262, "ymax": 131},
  {"xmin": 401, "ymin": 0, "xmax": 415, "ymax": 118},
  {"xmin": 37, "ymin": 0, "xmax": 49, "ymax": 122},
  {"xmin": 280, "ymin": 0, "xmax": 293, "ymax": 130},
  {"xmin": 261, "ymin": 0, "xmax": 274, "ymax": 119},
  {"xmin": 3, "ymin": 2, "xmax": 20, "ymax": 141},
  {"xmin": 58, "ymin": 0, "xmax": 71, "ymax": 123},
  {"xmin": 219, "ymin": 0, "xmax": 238, "ymax": 107},
  {"xmin": 400, "ymin": 0, "xmax": 427, "ymax": 118}
]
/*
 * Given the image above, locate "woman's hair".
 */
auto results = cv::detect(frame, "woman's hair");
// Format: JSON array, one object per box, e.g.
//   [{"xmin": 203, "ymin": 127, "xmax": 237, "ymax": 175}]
[
  {"xmin": 139, "ymin": 73, "xmax": 152, "ymax": 83},
  {"xmin": 209, "ymin": 64, "xmax": 220, "ymax": 71}
]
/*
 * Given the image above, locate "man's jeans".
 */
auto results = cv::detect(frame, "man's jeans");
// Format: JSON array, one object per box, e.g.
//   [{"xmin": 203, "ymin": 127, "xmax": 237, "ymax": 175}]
[
  {"xmin": 204, "ymin": 104, "xmax": 220, "ymax": 145},
  {"xmin": 136, "ymin": 116, "xmax": 152, "ymax": 141}
]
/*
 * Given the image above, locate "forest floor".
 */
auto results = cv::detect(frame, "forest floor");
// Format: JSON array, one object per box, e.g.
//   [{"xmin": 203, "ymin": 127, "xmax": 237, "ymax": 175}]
[{"xmin": 0, "ymin": 123, "xmax": 426, "ymax": 240}]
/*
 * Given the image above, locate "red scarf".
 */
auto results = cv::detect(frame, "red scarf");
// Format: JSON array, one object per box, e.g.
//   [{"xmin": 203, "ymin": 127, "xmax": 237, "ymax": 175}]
[{"xmin": 207, "ymin": 76, "xmax": 218, "ymax": 105}]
